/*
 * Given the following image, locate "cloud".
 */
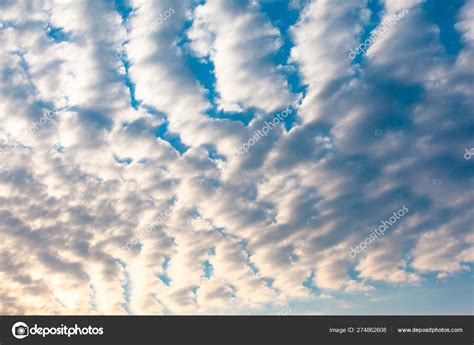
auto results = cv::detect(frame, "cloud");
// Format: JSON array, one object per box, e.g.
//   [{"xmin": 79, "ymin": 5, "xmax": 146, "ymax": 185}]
[
  {"xmin": 188, "ymin": 0, "xmax": 292, "ymax": 112},
  {"xmin": 0, "ymin": 0, "xmax": 472, "ymax": 315}
]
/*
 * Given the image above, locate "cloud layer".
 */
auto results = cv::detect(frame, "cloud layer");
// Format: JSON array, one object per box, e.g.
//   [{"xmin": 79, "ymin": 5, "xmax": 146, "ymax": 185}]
[{"xmin": 0, "ymin": 0, "xmax": 472, "ymax": 315}]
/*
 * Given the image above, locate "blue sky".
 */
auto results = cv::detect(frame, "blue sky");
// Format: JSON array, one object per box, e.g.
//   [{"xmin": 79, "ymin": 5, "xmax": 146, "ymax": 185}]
[{"xmin": 0, "ymin": 0, "xmax": 472, "ymax": 315}]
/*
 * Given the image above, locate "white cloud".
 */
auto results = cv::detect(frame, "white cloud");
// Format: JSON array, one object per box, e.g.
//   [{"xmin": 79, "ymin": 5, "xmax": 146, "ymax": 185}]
[
  {"xmin": 188, "ymin": 0, "xmax": 292, "ymax": 112},
  {"xmin": 0, "ymin": 0, "xmax": 472, "ymax": 315}
]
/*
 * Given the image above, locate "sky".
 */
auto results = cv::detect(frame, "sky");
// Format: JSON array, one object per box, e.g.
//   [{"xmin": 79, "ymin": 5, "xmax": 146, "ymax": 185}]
[{"xmin": 0, "ymin": 0, "xmax": 473, "ymax": 315}]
